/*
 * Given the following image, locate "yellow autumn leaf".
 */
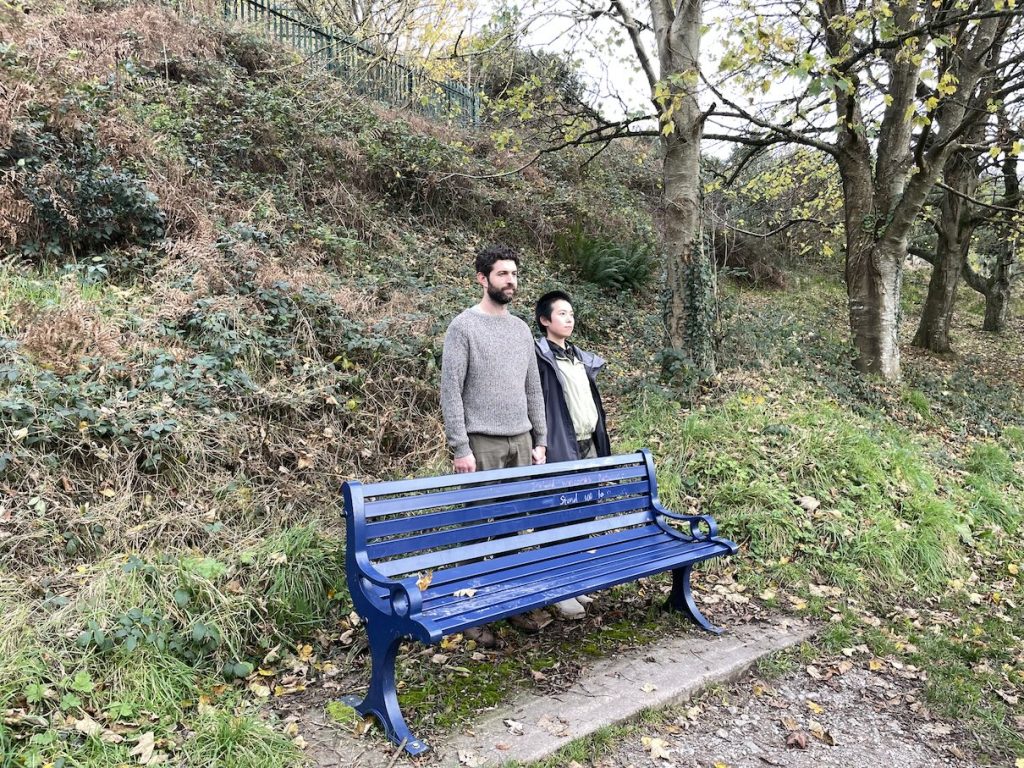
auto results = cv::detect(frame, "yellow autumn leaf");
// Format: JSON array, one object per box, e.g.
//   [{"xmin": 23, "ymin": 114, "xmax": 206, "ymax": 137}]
[
  {"xmin": 1009, "ymin": 563, "xmax": 1019, "ymax": 575},
  {"xmin": 807, "ymin": 700, "xmax": 824, "ymax": 714},
  {"xmin": 868, "ymin": 658, "xmax": 884, "ymax": 671},
  {"xmin": 417, "ymin": 571, "xmax": 433, "ymax": 590}
]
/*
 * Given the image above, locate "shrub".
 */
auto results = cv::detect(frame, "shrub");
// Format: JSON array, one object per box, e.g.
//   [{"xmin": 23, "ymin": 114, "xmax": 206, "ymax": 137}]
[
  {"xmin": 554, "ymin": 224, "xmax": 657, "ymax": 291},
  {"xmin": 4, "ymin": 117, "xmax": 165, "ymax": 265}
]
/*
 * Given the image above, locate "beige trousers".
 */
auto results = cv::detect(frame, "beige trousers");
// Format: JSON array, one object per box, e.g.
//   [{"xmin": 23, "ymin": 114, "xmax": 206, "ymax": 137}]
[{"xmin": 467, "ymin": 432, "xmax": 532, "ymax": 471}]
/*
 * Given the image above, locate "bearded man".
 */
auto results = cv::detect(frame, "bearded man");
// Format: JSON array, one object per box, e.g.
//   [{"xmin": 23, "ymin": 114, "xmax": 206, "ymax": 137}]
[{"xmin": 440, "ymin": 243, "xmax": 548, "ymax": 473}]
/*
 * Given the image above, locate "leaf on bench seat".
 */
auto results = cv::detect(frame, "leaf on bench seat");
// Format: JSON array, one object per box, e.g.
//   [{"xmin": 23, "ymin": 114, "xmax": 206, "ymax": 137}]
[
  {"xmin": 416, "ymin": 571, "xmax": 433, "ymax": 590},
  {"xmin": 453, "ymin": 588, "xmax": 477, "ymax": 597}
]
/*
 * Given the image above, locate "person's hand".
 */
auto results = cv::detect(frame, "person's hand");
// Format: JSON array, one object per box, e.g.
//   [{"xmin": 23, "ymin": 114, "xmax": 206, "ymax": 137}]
[
  {"xmin": 531, "ymin": 446, "xmax": 547, "ymax": 465},
  {"xmin": 454, "ymin": 453, "xmax": 477, "ymax": 473}
]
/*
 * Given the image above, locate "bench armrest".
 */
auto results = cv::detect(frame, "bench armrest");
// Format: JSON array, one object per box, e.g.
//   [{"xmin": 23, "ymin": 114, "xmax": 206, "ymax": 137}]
[
  {"xmin": 653, "ymin": 504, "xmax": 719, "ymax": 540},
  {"xmin": 352, "ymin": 558, "xmax": 424, "ymax": 620}
]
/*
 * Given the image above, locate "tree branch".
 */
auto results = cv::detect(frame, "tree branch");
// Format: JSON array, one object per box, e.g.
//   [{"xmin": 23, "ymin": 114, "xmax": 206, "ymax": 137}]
[
  {"xmin": 700, "ymin": 73, "xmax": 839, "ymax": 157},
  {"xmin": 610, "ymin": 0, "xmax": 659, "ymax": 95}
]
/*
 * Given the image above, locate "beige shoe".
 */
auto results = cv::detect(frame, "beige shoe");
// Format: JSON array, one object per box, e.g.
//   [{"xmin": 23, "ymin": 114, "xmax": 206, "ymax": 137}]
[{"xmin": 552, "ymin": 597, "xmax": 586, "ymax": 620}]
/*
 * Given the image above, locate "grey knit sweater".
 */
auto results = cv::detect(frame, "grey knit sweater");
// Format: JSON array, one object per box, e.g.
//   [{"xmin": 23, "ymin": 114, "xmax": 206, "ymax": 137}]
[{"xmin": 440, "ymin": 306, "xmax": 547, "ymax": 459}]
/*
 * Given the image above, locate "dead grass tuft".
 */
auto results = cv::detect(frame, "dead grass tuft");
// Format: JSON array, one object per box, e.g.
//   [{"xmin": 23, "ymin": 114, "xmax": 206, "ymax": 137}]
[{"xmin": 18, "ymin": 289, "xmax": 124, "ymax": 374}]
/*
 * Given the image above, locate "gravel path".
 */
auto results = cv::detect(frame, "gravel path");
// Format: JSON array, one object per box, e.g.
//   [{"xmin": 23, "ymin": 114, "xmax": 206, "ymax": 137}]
[{"xmin": 588, "ymin": 665, "xmax": 975, "ymax": 768}]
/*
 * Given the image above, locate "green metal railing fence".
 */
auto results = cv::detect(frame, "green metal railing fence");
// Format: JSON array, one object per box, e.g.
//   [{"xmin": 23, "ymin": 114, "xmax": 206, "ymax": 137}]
[{"xmin": 222, "ymin": 0, "xmax": 480, "ymax": 125}]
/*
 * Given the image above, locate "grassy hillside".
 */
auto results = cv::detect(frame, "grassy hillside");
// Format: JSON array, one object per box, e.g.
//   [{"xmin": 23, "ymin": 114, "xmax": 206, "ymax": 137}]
[{"xmin": 2, "ymin": 1, "xmax": 1023, "ymax": 766}]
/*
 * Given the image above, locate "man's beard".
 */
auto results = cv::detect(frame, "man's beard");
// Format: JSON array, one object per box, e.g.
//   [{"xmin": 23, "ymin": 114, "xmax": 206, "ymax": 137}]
[{"xmin": 486, "ymin": 282, "xmax": 515, "ymax": 305}]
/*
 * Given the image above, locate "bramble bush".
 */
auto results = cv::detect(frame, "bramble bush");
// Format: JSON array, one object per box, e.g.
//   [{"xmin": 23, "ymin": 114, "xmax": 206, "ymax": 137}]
[{"xmin": 3, "ymin": 93, "xmax": 165, "ymax": 266}]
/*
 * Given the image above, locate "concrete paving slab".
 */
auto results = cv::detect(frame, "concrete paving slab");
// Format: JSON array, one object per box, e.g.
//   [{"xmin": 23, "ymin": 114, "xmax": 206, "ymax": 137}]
[{"xmin": 433, "ymin": 617, "xmax": 814, "ymax": 767}]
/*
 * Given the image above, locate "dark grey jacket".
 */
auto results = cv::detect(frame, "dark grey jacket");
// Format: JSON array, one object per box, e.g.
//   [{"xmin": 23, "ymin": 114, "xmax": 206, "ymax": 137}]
[{"xmin": 534, "ymin": 338, "xmax": 611, "ymax": 463}]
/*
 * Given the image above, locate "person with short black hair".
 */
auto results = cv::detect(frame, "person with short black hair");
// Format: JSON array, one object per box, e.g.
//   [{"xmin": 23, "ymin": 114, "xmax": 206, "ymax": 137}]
[
  {"xmin": 534, "ymin": 290, "xmax": 611, "ymax": 620},
  {"xmin": 534, "ymin": 290, "xmax": 610, "ymax": 463}
]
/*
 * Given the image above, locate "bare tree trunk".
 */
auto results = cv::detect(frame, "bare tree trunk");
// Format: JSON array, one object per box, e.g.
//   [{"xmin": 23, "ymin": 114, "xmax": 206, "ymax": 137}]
[
  {"xmin": 983, "ymin": 242, "xmax": 1015, "ymax": 332},
  {"xmin": 648, "ymin": 0, "xmax": 715, "ymax": 375},
  {"xmin": 962, "ymin": 123, "xmax": 1020, "ymax": 334},
  {"xmin": 985, "ymin": 143, "xmax": 1022, "ymax": 333},
  {"xmin": 831, "ymin": 78, "xmax": 901, "ymax": 378},
  {"xmin": 914, "ymin": 237, "xmax": 969, "ymax": 352},
  {"xmin": 912, "ymin": 149, "xmax": 979, "ymax": 353}
]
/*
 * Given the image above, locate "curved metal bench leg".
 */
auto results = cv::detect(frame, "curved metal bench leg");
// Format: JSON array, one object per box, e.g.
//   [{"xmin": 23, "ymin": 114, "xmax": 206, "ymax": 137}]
[
  {"xmin": 667, "ymin": 565, "xmax": 722, "ymax": 635},
  {"xmin": 341, "ymin": 627, "xmax": 429, "ymax": 756}
]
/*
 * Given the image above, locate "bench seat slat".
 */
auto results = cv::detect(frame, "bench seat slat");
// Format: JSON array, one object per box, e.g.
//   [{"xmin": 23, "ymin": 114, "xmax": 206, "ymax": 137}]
[
  {"xmin": 430, "ymin": 541, "xmax": 732, "ymax": 633},
  {"xmin": 366, "ymin": 493, "xmax": 651, "ymax": 560},
  {"xmin": 421, "ymin": 530, "xmax": 705, "ymax": 615},
  {"xmin": 365, "ymin": 479, "xmax": 651, "ymax": 539},
  {"xmin": 363, "ymin": 465, "xmax": 646, "ymax": 518},
  {"xmin": 374, "ymin": 508, "xmax": 653, "ymax": 577}
]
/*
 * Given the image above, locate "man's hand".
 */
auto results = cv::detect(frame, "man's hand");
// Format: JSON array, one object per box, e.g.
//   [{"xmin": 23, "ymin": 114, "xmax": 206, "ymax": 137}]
[
  {"xmin": 454, "ymin": 453, "xmax": 477, "ymax": 473},
  {"xmin": 531, "ymin": 446, "xmax": 546, "ymax": 465}
]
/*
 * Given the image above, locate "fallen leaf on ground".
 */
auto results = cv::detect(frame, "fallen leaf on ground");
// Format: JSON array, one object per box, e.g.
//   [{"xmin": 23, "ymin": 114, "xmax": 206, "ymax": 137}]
[
  {"xmin": 537, "ymin": 714, "xmax": 569, "ymax": 737},
  {"xmin": 74, "ymin": 715, "xmax": 103, "ymax": 736},
  {"xmin": 352, "ymin": 716, "xmax": 373, "ymax": 737},
  {"xmin": 248, "ymin": 681, "xmax": 270, "ymax": 697},
  {"xmin": 806, "ymin": 701, "xmax": 824, "ymax": 715},
  {"xmin": 808, "ymin": 720, "xmax": 836, "ymax": 744},
  {"xmin": 504, "ymin": 719, "xmax": 524, "ymax": 735},
  {"xmin": 796, "ymin": 495, "xmax": 820, "ymax": 512},
  {"xmin": 417, "ymin": 571, "xmax": 433, "ymax": 590},
  {"xmin": 641, "ymin": 682, "xmax": 657, "ymax": 693},
  {"xmin": 640, "ymin": 736, "xmax": 673, "ymax": 760},
  {"xmin": 786, "ymin": 730, "xmax": 809, "ymax": 749},
  {"xmin": 129, "ymin": 732, "xmax": 155, "ymax": 764},
  {"xmin": 457, "ymin": 749, "xmax": 484, "ymax": 767}
]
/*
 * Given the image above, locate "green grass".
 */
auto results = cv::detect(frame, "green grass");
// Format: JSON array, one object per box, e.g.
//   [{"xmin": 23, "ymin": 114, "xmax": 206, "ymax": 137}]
[
  {"xmin": 617, "ymin": 389, "xmax": 970, "ymax": 594},
  {"xmin": 177, "ymin": 707, "xmax": 300, "ymax": 767}
]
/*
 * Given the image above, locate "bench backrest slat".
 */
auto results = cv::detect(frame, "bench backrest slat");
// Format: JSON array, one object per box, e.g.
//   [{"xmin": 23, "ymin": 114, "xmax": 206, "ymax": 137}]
[
  {"xmin": 363, "ymin": 464, "xmax": 646, "ymax": 519},
  {"xmin": 359, "ymin": 453, "xmax": 644, "ymax": 498},
  {"xmin": 375, "ymin": 508, "xmax": 655, "ymax": 577},
  {"xmin": 367, "ymin": 492, "xmax": 651, "ymax": 560},
  {"xmin": 365, "ymin": 478, "xmax": 651, "ymax": 540}
]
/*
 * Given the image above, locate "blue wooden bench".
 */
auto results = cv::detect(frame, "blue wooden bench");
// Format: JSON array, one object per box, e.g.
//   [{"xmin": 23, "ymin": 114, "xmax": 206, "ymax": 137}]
[{"xmin": 340, "ymin": 449, "xmax": 737, "ymax": 755}]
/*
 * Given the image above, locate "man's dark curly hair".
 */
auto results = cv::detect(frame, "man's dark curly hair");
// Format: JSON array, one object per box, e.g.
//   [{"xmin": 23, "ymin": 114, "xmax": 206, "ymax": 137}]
[{"xmin": 475, "ymin": 243, "xmax": 519, "ymax": 277}]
